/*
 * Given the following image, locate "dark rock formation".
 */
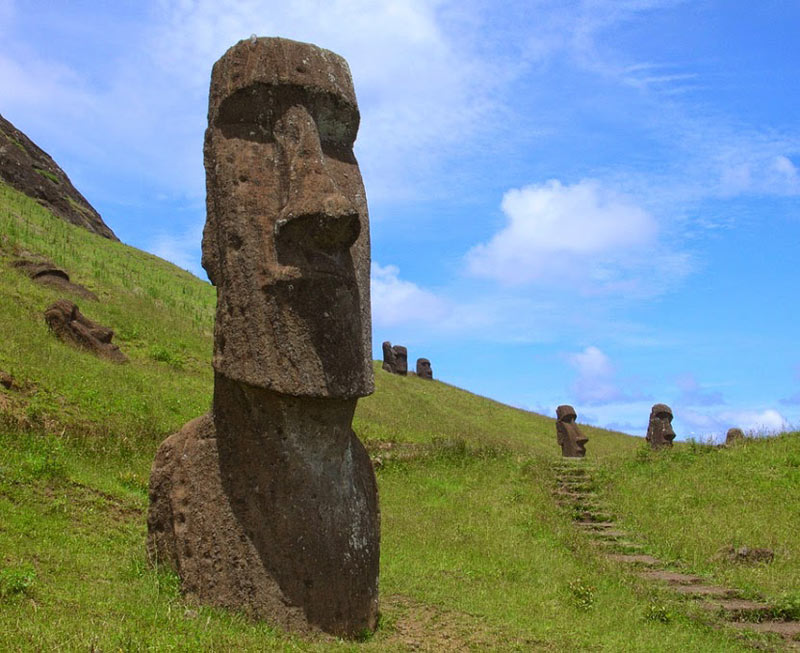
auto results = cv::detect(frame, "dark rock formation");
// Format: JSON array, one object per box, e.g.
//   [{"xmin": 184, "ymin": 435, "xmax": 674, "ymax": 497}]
[
  {"xmin": 12, "ymin": 256, "xmax": 97, "ymax": 300},
  {"xmin": 148, "ymin": 37, "xmax": 379, "ymax": 638},
  {"xmin": 0, "ymin": 113, "xmax": 117, "ymax": 240},
  {"xmin": 556, "ymin": 405, "xmax": 588, "ymax": 457},
  {"xmin": 416, "ymin": 358, "xmax": 432, "ymax": 379},
  {"xmin": 381, "ymin": 341, "xmax": 395, "ymax": 373},
  {"xmin": 44, "ymin": 299, "xmax": 127, "ymax": 363},
  {"xmin": 646, "ymin": 403, "xmax": 676, "ymax": 450},
  {"xmin": 725, "ymin": 427, "xmax": 745, "ymax": 445}
]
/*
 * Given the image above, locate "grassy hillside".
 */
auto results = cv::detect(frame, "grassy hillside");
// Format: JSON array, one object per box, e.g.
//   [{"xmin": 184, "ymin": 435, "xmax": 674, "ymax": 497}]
[{"xmin": 1, "ymin": 180, "xmax": 797, "ymax": 651}]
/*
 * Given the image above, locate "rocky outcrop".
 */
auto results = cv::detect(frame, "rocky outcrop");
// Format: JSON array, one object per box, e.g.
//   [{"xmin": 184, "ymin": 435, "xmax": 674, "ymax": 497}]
[{"xmin": 0, "ymin": 113, "xmax": 117, "ymax": 240}]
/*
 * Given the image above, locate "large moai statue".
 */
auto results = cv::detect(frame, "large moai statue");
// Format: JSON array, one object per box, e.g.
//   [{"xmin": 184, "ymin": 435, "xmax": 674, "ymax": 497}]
[
  {"xmin": 147, "ymin": 37, "xmax": 379, "ymax": 638},
  {"xmin": 646, "ymin": 403, "xmax": 676, "ymax": 449},
  {"xmin": 555, "ymin": 405, "xmax": 588, "ymax": 457},
  {"xmin": 416, "ymin": 358, "xmax": 433, "ymax": 379}
]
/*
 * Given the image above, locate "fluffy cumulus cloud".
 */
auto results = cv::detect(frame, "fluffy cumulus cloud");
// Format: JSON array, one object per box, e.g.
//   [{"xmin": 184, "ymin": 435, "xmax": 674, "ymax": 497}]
[
  {"xmin": 465, "ymin": 179, "xmax": 671, "ymax": 292},
  {"xmin": 370, "ymin": 263, "xmax": 447, "ymax": 327},
  {"xmin": 566, "ymin": 345, "xmax": 645, "ymax": 405}
]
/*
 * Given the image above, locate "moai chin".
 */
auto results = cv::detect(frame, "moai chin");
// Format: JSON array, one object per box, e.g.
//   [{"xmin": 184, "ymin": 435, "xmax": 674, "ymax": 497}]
[
  {"xmin": 646, "ymin": 403, "xmax": 676, "ymax": 449},
  {"xmin": 381, "ymin": 340, "xmax": 396, "ymax": 373},
  {"xmin": 556, "ymin": 405, "xmax": 588, "ymax": 457},
  {"xmin": 147, "ymin": 37, "xmax": 379, "ymax": 638},
  {"xmin": 416, "ymin": 358, "xmax": 433, "ymax": 379},
  {"xmin": 392, "ymin": 345, "xmax": 408, "ymax": 375}
]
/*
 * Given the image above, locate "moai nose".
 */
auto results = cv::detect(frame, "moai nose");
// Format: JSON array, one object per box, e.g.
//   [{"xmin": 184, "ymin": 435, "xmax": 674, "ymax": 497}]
[{"xmin": 275, "ymin": 106, "xmax": 360, "ymax": 253}]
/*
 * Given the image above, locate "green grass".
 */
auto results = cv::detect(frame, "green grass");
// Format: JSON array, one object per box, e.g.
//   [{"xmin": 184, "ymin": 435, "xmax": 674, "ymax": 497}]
[{"xmin": 0, "ymin": 180, "xmax": 792, "ymax": 650}]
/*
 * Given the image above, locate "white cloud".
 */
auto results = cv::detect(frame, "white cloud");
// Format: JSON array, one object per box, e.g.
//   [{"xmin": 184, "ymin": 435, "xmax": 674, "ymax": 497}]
[
  {"xmin": 465, "ymin": 179, "xmax": 666, "ymax": 291},
  {"xmin": 566, "ymin": 345, "xmax": 646, "ymax": 405},
  {"xmin": 370, "ymin": 263, "xmax": 447, "ymax": 327},
  {"xmin": 679, "ymin": 407, "xmax": 788, "ymax": 442}
]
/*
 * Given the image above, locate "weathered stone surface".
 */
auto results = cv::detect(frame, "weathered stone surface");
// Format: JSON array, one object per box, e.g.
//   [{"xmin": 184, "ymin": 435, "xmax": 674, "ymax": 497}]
[
  {"xmin": 380, "ymin": 342, "xmax": 407, "ymax": 376},
  {"xmin": 391, "ymin": 345, "xmax": 408, "ymax": 376},
  {"xmin": 201, "ymin": 37, "xmax": 372, "ymax": 399},
  {"xmin": 556, "ymin": 405, "xmax": 588, "ymax": 457},
  {"xmin": 12, "ymin": 257, "xmax": 97, "ymax": 301},
  {"xmin": 725, "ymin": 427, "xmax": 745, "ymax": 445},
  {"xmin": 416, "ymin": 358, "xmax": 432, "ymax": 379},
  {"xmin": 0, "ymin": 113, "xmax": 117, "ymax": 240},
  {"xmin": 148, "ymin": 37, "xmax": 379, "ymax": 638},
  {"xmin": 646, "ymin": 403, "xmax": 675, "ymax": 450},
  {"xmin": 44, "ymin": 299, "xmax": 127, "ymax": 363},
  {"xmin": 714, "ymin": 545, "xmax": 774, "ymax": 565},
  {"xmin": 381, "ymin": 341, "xmax": 395, "ymax": 373}
]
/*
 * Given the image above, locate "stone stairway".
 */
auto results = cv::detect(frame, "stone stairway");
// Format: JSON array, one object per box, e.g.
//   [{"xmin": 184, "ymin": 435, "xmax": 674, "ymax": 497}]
[{"xmin": 552, "ymin": 458, "xmax": 800, "ymax": 650}]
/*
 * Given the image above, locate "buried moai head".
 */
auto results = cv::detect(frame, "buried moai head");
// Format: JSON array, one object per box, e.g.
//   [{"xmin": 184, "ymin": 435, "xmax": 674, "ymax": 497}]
[
  {"xmin": 726, "ymin": 427, "xmax": 745, "ymax": 445},
  {"xmin": 391, "ymin": 345, "xmax": 408, "ymax": 375},
  {"xmin": 44, "ymin": 299, "xmax": 127, "ymax": 363},
  {"xmin": 416, "ymin": 358, "xmax": 432, "ymax": 380},
  {"xmin": 646, "ymin": 403, "xmax": 676, "ymax": 449},
  {"xmin": 201, "ymin": 37, "xmax": 373, "ymax": 399},
  {"xmin": 556, "ymin": 405, "xmax": 588, "ymax": 457}
]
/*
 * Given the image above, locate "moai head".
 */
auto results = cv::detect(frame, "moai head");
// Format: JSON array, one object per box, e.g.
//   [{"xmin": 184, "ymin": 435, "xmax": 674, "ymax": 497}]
[
  {"xmin": 416, "ymin": 358, "xmax": 432, "ymax": 379},
  {"xmin": 201, "ymin": 37, "xmax": 373, "ymax": 399},
  {"xmin": 391, "ymin": 345, "xmax": 408, "ymax": 375},
  {"xmin": 555, "ymin": 404, "xmax": 588, "ymax": 457},
  {"xmin": 44, "ymin": 299, "xmax": 127, "ymax": 364},
  {"xmin": 646, "ymin": 403, "xmax": 676, "ymax": 449},
  {"xmin": 381, "ymin": 341, "xmax": 395, "ymax": 373},
  {"xmin": 725, "ymin": 427, "xmax": 745, "ymax": 445}
]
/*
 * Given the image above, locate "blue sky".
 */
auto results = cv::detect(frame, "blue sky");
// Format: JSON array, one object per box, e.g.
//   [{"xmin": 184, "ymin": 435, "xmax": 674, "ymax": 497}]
[{"xmin": 2, "ymin": 0, "xmax": 799, "ymax": 441}]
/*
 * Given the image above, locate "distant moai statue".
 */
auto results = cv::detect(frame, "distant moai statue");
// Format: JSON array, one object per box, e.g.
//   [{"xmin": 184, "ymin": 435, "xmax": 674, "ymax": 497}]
[
  {"xmin": 147, "ymin": 37, "xmax": 379, "ymax": 638},
  {"xmin": 381, "ymin": 341, "xmax": 395, "ymax": 373},
  {"xmin": 416, "ymin": 358, "xmax": 433, "ymax": 379},
  {"xmin": 646, "ymin": 403, "xmax": 676, "ymax": 449},
  {"xmin": 725, "ymin": 427, "xmax": 745, "ymax": 445},
  {"xmin": 392, "ymin": 345, "xmax": 408, "ymax": 375},
  {"xmin": 381, "ymin": 341, "xmax": 407, "ymax": 375},
  {"xmin": 556, "ymin": 405, "xmax": 588, "ymax": 457}
]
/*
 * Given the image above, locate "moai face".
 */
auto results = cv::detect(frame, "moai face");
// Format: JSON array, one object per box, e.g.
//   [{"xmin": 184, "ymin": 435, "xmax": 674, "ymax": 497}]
[
  {"xmin": 391, "ymin": 345, "xmax": 408, "ymax": 375},
  {"xmin": 416, "ymin": 358, "xmax": 432, "ymax": 379},
  {"xmin": 646, "ymin": 403, "xmax": 676, "ymax": 449},
  {"xmin": 381, "ymin": 341, "xmax": 395, "ymax": 373},
  {"xmin": 556, "ymin": 404, "xmax": 588, "ymax": 457},
  {"xmin": 201, "ymin": 37, "xmax": 373, "ymax": 399}
]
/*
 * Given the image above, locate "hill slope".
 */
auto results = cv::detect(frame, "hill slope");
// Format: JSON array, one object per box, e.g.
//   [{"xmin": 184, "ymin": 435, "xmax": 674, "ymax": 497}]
[{"xmin": 1, "ymin": 181, "xmax": 797, "ymax": 651}]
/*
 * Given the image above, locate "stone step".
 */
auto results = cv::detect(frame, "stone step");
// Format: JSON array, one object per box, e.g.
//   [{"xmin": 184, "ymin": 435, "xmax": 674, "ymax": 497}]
[
  {"xmin": 575, "ymin": 521, "xmax": 617, "ymax": 530},
  {"xmin": 727, "ymin": 620, "xmax": 800, "ymax": 639},
  {"xmin": 605, "ymin": 553, "xmax": 661, "ymax": 566},
  {"xmin": 637, "ymin": 570, "xmax": 704, "ymax": 585},
  {"xmin": 671, "ymin": 584, "xmax": 738, "ymax": 598},
  {"xmin": 596, "ymin": 539, "xmax": 645, "ymax": 552},
  {"xmin": 573, "ymin": 511, "xmax": 615, "ymax": 523},
  {"xmin": 592, "ymin": 529, "xmax": 629, "ymax": 540},
  {"xmin": 702, "ymin": 598, "xmax": 774, "ymax": 620}
]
